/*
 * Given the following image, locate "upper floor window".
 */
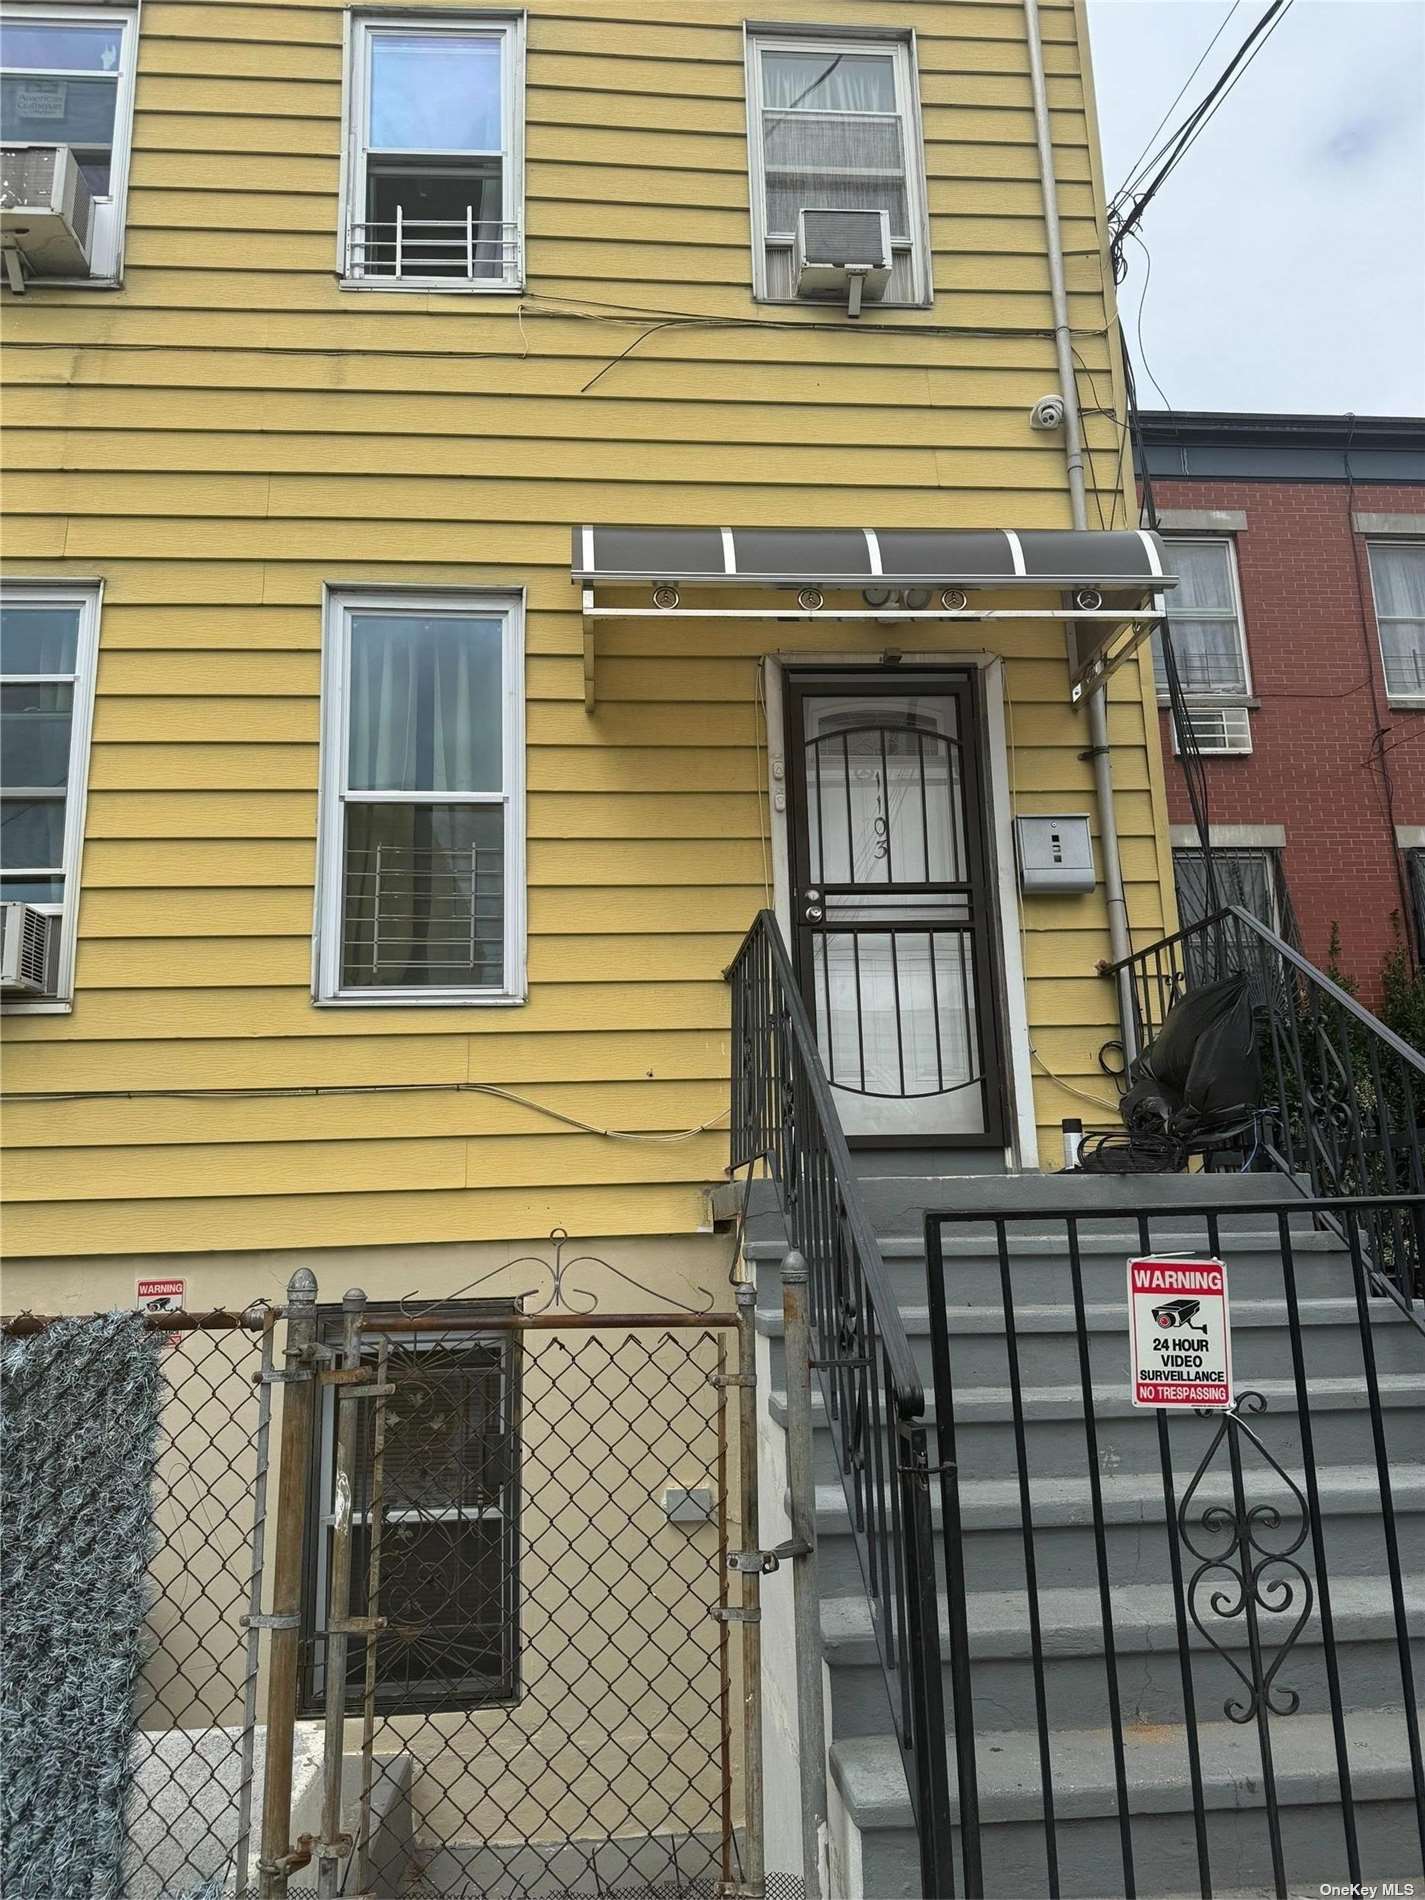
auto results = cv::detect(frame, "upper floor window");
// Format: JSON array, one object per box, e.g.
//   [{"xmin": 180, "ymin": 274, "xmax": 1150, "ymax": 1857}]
[
  {"xmin": 1, "ymin": 582, "xmax": 100, "ymax": 1006},
  {"xmin": 341, "ymin": 13, "xmax": 523, "ymax": 290},
  {"xmin": 315, "ymin": 590, "xmax": 525, "ymax": 1004},
  {"xmin": 745, "ymin": 30, "xmax": 931, "ymax": 307},
  {"xmin": 1367, "ymin": 541, "xmax": 1425, "ymax": 706},
  {"xmin": 1153, "ymin": 537, "xmax": 1249, "ymax": 700},
  {"xmin": 0, "ymin": 4, "xmax": 138, "ymax": 284}
]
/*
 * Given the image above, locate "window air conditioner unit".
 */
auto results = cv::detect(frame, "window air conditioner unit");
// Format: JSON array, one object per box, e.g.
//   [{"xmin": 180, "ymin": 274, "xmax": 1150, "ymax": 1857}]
[
  {"xmin": 1171, "ymin": 704, "xmax": 1253, "ymax": 757},
  {"xmin": 1, "ymin": 145, "xmax": 95, "ymax": 290},
  {"xmin": 0, "ymin": 903, "xmax": 53, "ymax": 996},
  {"xmin": 794, "ymin": 207, "xmax": 892, "ymax": 315}
]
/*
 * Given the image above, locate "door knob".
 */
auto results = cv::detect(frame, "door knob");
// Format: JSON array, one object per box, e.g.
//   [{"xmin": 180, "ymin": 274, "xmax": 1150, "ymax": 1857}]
[{"xmin": 804, "ymin": 905, "xmax": 823, "ymax": 923}]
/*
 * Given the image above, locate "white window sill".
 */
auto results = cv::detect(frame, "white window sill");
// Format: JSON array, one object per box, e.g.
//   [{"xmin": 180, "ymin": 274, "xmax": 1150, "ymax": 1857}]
[
  {"xmin": 338, "ymin": 277, "xmax": 524, "ymax": 296},
  {"xmin": 1, "ymin": 998, "xmax": 73, "ymax": 1015},
  {"xmin": 1156, "ymin": 695, "xmax": 1257, "ymax": 709},
  {"xmin": 1386, "ymin": 696, "xmax": 1425, "ymax": 711},
  {"xmin": 313, "ymin": 990, "xmax": 526, "ymax": 1008}
]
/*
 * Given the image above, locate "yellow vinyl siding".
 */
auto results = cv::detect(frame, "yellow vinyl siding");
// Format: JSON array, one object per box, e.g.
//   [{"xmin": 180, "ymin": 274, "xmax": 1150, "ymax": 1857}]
[{"xmin": 1, "ymin": 0, "xmax": 1169, "ymax": 1258}]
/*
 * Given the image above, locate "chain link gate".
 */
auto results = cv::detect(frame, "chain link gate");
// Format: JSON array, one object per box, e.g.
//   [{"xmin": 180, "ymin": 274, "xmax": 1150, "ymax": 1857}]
[{"xmin": 256, "ymin": 1279, "xmax": 763, "ymax": 1900}]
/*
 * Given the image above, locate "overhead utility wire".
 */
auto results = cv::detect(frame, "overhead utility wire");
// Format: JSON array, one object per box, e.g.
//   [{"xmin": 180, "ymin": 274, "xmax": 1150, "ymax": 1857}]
[
  {"xmin": 1109, "ymin": 0, "xmax": 1295, "ymax": 266},
  {"xmin": 1111, "ymin": 0, "xmax": 1243, "ymax": 210}
]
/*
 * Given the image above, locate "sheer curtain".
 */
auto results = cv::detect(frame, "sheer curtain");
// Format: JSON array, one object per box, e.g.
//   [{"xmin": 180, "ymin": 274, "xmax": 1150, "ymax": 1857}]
[
  {"xmin": 1370, "ymin": 544, "xmax": 1425, "ymax": 698},
  {"xmin": 347, "ymin": 614, "xmax": 501, "ymax": 792}
]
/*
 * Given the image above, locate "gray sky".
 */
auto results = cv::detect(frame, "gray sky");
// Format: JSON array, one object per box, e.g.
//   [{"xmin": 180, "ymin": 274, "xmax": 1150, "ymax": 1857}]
[{"xmin": 1086, "ymin": 0, "xmax": 1425, "ymax": 416}]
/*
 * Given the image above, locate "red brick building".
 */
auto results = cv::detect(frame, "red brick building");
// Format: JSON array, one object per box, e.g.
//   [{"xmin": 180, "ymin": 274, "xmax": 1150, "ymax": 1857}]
[{"xmin": 1136, "ymin": 411, "xmax": 1425, "ymax": 1005}]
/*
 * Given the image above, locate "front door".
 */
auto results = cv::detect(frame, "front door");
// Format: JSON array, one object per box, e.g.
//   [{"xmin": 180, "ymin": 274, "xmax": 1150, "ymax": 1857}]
[{"xmin": 785, "ymin": 670, "xmax": 1005, "ymax": 1146}]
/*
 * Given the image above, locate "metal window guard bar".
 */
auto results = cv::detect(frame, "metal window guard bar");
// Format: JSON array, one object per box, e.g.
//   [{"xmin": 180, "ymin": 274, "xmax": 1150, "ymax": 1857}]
[{"xmin": 345, "ymin": 213, "xmax": 521, "ymax": 282}]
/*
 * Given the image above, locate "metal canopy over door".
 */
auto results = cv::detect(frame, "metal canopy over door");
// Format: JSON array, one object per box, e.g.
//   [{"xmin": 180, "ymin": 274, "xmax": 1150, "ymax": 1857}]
[{"xmin": 785, "ymin": 669, "xmax": 1005, "ymax": 1147}]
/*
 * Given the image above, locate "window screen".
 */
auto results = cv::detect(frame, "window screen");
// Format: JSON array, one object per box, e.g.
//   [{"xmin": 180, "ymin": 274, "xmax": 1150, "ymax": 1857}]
[
  {"xmin": 1153, "ymin": 540, "xmax": 1249, "ymax": 699},
  {"xmin": 1368, "ymin": 542, "xmax": 1425, "ymax": 703},
  {"xmin": 748, "ymin": 34, "xmax": 929, "ymax": 305},
  {"xmin": 302, "ymin": 1305, "xmax": 520, "ymax": 1716}
]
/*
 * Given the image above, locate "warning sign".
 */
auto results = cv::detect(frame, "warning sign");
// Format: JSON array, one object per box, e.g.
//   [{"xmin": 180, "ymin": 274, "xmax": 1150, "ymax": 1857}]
[
  {"xmin": 1128, "ymin": 1257, "xmax": 1232, "ymax": 1409},
  {"xmin": 136, "ymin": 1277, "xmax": 186, "ymax": 1319}
]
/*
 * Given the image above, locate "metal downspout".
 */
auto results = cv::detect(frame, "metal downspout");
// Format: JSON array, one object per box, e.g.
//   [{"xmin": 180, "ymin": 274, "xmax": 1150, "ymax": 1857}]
[{"xmin": 1022, "ymin": 0, "xmax": 1138, "ymax": 1061}]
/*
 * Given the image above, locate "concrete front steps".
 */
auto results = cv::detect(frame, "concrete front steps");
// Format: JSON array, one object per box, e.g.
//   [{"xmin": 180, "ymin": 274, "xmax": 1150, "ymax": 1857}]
[{"xmin": 752, "ymin": 1172, "xmax": 1425, "ymax": 1897}]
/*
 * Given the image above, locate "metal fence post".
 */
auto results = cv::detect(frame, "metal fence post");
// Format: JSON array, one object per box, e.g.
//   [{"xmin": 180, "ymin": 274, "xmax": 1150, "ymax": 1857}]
[
  {"xmin": 318, "ymin": 1287, "xmax": 367, "ymax": 1897},
  {"xmin": 781, "ymin": 1251, "xmax": 827, "ymax": 1900},
  {"xmin": 260, "ymin": 1267, "xmax": 320, "ymax": 1898},
  {"xmin": 734, "ymin": 1281, "xmax": 766, "ymax": 1900}
]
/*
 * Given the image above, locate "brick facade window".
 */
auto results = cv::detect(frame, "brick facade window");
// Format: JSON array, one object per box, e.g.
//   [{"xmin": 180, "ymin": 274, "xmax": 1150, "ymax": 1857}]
[
  {"xmin": 1152, "ymin": 538, "xmax": 1249, "ymax": 701},
  {"xmin": 1367, "ymin": 541, "xmax": 1425, "ymax": 705}
]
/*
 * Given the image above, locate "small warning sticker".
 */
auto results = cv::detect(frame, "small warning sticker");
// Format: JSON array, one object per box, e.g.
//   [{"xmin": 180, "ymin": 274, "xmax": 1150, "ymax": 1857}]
[
  {"xmin": 1128, "ymin": 1257, "xmax": 1232, "ymax": 1409},
  {"xmin": 136, "ymin": 1277, "xmax": 186, "ymax": 1319}
]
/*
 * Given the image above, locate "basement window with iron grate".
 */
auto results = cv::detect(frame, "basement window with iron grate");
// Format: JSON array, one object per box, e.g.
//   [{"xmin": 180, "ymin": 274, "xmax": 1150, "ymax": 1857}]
[
  {"xmin": 315, "ymin": 589, "xmax": 526, "ymax": 1005},
  {"xmin": 301, "ymin": 1301, "xmax": 522, "ymax": 1717}
]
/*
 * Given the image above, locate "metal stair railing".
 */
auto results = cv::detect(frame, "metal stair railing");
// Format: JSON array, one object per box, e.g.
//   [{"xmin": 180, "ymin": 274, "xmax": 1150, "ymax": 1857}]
[
  {"xmin": 726, "ymin": 910, "xmax": 956, "ymax": 1893},
  {"xmin": 1108, "ymin": 903, "xmax": 1425, "ymax": 1317}
]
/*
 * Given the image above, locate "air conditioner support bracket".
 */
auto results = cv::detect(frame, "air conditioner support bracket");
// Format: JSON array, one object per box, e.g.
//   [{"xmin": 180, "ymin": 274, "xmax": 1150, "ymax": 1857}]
[{"xmin": 2, "ymin": 247, "xmax": 25, "ymax": 295}]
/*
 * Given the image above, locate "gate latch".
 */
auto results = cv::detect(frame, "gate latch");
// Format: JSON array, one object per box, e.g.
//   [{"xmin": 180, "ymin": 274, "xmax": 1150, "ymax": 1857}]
[{"xmin": 726, "ymin": 1538, "xmax": 809, "ymax": 1576}]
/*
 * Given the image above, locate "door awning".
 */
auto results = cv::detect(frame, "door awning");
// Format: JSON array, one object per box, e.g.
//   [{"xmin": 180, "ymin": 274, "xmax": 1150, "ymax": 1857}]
[
  {"xmin": 571, "ymin": 524, "xmax": 1175, "ymax": 710},
  {"xmin": 573, "ymin": 525, "xmax": 1171, "ymax": 590}
]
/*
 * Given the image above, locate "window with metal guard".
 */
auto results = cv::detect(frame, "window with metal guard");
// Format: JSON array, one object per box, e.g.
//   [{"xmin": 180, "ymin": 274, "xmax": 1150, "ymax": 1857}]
[
  {"xmin": 1152, "ymin": 537, "xmax": 1250, "ymax": 701},
  {"xmin": 315, "ymin": 589, "xmax": 526, "ymax": 1003},
  {"xmin": 342, "ymin": 13, "xmax": 523, "ymax": 289},
  {"xmin": 302, "ymin": 1301, "xmax": 521, "ymax": 1717},
  {"xmin": 1367, "ymin": 540, "xmax": 1425, "ymax": 706}
]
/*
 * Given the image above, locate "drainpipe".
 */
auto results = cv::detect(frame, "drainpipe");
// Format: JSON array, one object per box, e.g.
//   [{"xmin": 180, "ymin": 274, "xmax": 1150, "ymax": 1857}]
[{"xmin": 1022, "ymin": 0, "xmax": 1138, "ymax": 1062}]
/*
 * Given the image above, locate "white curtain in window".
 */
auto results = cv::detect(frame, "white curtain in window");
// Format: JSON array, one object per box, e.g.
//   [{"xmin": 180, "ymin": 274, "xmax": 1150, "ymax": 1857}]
[
  {"xmin": 1371, "ymin": 545, "xmax": 1425, "ymax": 697},
  {"xmin": 761, "ymin": 51, "xmax": 908, "ymax": 240},
  {"xmin": 1154, "ymin": 541, "xmax": 1247, "ymax": 696},
  {"xmin": 348, "ymin": 614, "xmax": 502, "ymax": 792}
]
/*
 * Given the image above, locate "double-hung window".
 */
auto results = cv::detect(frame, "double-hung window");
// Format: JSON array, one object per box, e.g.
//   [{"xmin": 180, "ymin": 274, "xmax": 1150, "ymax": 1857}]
[
  {"xmin": 0, "ymin": 5, "xmax": 138, "ymax": 283},
  {"xmin": 1, "ymin": 582, "xmax": 100, "ymax": 1006},
  {"xmin": 745, "ymin": 30, "xmax": 931, "ymax": 306},
  {"xmin": 1367, "ymin": 541, "xmax": 1425, "ymax": 707},
  {"xmin": 302, "ymin": 1302, "xmax": 521, "ymax": 1716},
  {"xmin": 316, "ymin": 590, "xmax": 525, "ymax": 1004},
  {"xmin": 342, "ymin": 13, "xmax": 523, "ymax": 288},
  {"xmin": 1152, "ymin": 538, "xmax": 1250, "ymax": 700}
]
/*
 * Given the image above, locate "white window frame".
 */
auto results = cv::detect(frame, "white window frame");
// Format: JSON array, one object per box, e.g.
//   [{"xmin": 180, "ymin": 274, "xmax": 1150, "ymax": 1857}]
[
  {"xmin": 0, "ymin": 578, "xmax": 101, "ymax": 1012},
  {"xmin": 314, "ymin": 586, "xmax": 526, "ymax": 1007},
  {"xmin": 0, "ymin": 1, "xmax": 140, "ymax": 284},
  {"xmin": 338, "ymin": 10, "xmax": 525, "ymax": 294},
  {"xmin": 1366, "ymin": 538, "xmax": 1425, "ymax": 709},
  {"xmin": 743, "ymin": 25, "xmax": 932, "ymax": 308},
  {"xmin": 1155, "ymin": 534, "xmax": 1251, "ymax": 704},
  {"xmin": 1172, "ymin": 843, "xmax": 1285, "ymax": 936}
]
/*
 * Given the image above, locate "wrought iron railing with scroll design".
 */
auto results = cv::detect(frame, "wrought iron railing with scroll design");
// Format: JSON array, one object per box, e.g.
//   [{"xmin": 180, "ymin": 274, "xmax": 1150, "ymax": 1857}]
[{"xmin": 726, "ymin": 908, "xmax": 955, "ymax": 1889}]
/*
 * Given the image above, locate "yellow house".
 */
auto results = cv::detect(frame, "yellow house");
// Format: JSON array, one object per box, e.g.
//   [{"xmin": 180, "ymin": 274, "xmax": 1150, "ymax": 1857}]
[
  {"xmin": 0, "ymin": 4, "xmax": 1190, "ymax": 1890},
  {"xmin": 1, "ymin": 0, "xmax": 1174, "ymax": 1307}
]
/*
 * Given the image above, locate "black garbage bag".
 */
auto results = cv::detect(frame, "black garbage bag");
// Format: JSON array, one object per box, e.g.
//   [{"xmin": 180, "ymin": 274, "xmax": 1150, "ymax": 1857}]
[
  {"xmin": 1081, "ymin": 975, "xmax": 1262, "ymax": 1172},
  {"xmin": 1120, "ymin": 973, "xmax": 1262, "ymax": 1141}
]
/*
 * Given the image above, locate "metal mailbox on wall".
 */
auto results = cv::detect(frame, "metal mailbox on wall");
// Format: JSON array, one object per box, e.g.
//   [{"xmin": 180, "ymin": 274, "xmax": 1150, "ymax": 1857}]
[{"xmin": 1015, "ymin": 814, "xmax": 1096, "ymax": 894}]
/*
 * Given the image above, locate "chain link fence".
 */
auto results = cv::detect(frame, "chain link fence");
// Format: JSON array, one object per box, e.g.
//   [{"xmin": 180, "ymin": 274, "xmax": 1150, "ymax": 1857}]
[{"xmin": 1, "ymin": 1283, "xmax": 768, "ymax": 1900}]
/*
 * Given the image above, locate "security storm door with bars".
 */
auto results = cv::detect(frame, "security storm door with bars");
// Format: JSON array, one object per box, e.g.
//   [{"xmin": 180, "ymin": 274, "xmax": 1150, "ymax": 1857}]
[
  {"xmin": 316, "ymin": 592, "xmax": 525, "ymax": 1002},
  {"xmin": 785, "ymin": 671, "xmax": 1004, "ymax": 1145},
  {"xmin": 745, "ymin": 30, "xmax": 931, "ymax": 305},
  {"xmin": 0, "ymin": 583, "xmax": 100, "ymax": 1003},
  {"xmin": 343, "ymin": 13, "xmax": 523, "ymax": 286},
  {"xmin": 0, "ymin": 5, "xmax": 138, "ymax": 280}
]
